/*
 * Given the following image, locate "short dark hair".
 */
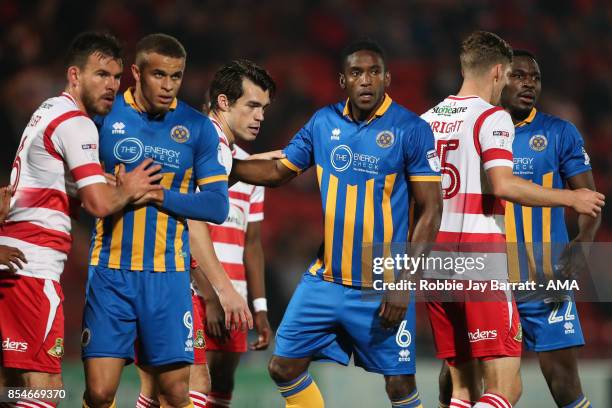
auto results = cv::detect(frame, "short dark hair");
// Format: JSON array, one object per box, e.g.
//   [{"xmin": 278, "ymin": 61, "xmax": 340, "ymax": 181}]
[
  {"xmin": 512, "ymin": 49, "xmax": 537, "ymax": 60},
  {"xmin": 209, "ymin": 59, "xmax": 276, "ymax": 111},
  {"xmin": 340, "ymin": 38, "xmax": 386, "ymax": 71},
  {"xmin": 65, "ymin": 31, "xmax": 122, "ymax": 69},
  {"xmin": 135, "ymin": 33, "xmax": 186, "ymax": 67},
  {"xmin": 460, "ymin": 31, "xmax": 513, "ymax": 75}
]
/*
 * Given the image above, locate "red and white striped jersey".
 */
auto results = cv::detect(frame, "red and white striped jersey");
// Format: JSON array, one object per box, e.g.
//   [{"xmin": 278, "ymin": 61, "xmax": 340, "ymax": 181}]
[
  {"xmin": 208, "ymin": 144, "xmax": 264, "ymax": 299},
  {"xmin": 0, "ymin": 92, "xmax": 105, "ymax": 281},
  {"xmin": 421, "ymin": 95, "xmax": 514, "ymax": 244}
]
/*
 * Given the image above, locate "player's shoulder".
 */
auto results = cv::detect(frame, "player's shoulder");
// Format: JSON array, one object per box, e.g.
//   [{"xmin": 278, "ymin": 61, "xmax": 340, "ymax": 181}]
[
  {"xmin": 385, "ymin": 101, "xmax": 433, "ymax": 137},
  {"xmin": 534, "ymin": 110, "xmax": 575, "ymax": 132}
]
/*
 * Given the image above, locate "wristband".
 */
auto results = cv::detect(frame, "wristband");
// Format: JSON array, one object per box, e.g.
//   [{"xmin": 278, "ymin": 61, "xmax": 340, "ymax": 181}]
[{"xmin": 253, "ymin": 297, "xmax": 268, "ymax": 312}]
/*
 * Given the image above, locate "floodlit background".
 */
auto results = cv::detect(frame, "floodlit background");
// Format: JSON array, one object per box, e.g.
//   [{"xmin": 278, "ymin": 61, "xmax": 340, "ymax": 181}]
[{"xmin": 1, "ymin": 0, "xmax": 611, "ymax": 406}]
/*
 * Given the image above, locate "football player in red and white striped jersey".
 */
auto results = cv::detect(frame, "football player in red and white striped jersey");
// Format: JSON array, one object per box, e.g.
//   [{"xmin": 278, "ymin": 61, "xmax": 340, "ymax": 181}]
[
  {"xmin": 421, "ymin": 31, "xmax": 604, "ymax": 408},
  {"xmin": 0, "ymin": 32, "xmax": 162, "ymax": 406}
]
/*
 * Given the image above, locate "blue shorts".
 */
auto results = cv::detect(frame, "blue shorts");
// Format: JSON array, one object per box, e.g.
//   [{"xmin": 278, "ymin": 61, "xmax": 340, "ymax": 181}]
[
  {"xmin": 517, "ymin": 296, "xmax": 584, "ymax": 352},
  {"xmin": 81, "ymin": 266, "xmax": 194, "ymax": 366},
  {"xmin": 274, "ymin": 273, "xmax": 416, "ymax": 375}
]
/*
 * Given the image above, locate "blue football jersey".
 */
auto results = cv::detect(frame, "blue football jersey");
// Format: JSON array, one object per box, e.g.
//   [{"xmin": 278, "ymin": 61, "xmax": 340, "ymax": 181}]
[
  {"xmin": 505, "ymin": 109, "xmax": 591, "ymax": 282},
  {"xmin": 89, "ymin": 89, "xmax": 227, "ymax": 272},
  {"xmin": 281, "ymin": 95, "xmax": 440, "ymax": 287}
]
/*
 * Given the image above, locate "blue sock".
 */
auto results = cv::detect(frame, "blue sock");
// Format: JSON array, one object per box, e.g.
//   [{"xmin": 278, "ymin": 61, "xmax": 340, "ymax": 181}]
[
  {"xmin": 562, "ymin": 394, "xmax": 592, "ymax": 408},
  {"xmin": 391, "ymin": 389, "xmax": 423, "ymax": 408}
]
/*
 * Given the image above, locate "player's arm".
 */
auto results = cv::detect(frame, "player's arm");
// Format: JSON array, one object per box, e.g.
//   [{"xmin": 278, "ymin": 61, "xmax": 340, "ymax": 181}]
[
  {"xmin": 481, "ymin": 111, "xmax": 604, "ymax": 216},
  {"xmin": 230, "ymin": 159, "xmax": 296, "ymax": 187},
  {"xmin": 232, "ymin": 114, "xmax": 316, "ymax": 187},
  {"xmin": 190, "ymin": 265, "xmax": 230, "ymax": 340},
  {"xmin": 53, "ymin": 114, "xmax": 162, "ymax": 218},
  {"xmin": 0, "ymin": 186, "xmax": 11, "ymax": 223},
  {"xmin": 487, "ymin": 167, "xmax": 604, "ymax": 217},
  {"xmin": 568, "ymin": 171, "xmax": 601, "ymax": 241},
  {"xmin": 79, "ymin": 160, "xmax": 163, "ymax": 218},
  {"xmin": 380, "ymin": 120, "xmax": 443, "ymax": 328},
  {"xmin": 188, "ymin": 219, "xmax": 253, "ymax": 331},
  {"xmin": 244, "ymin": 221, "xmax": 272, "ymax": 350},
  {"xmin": 148, "ymin": 120, "xmax": 230, "ymax": 223}
]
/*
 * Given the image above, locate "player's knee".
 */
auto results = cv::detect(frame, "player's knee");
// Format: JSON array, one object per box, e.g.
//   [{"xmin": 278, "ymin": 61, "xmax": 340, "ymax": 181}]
[
  {"xmin": 384, "ymin": 375, "xmax": 416, "ymax": 400},
  {"xmin": 158, "ymin": 380, "xmax": 190, "ymax": 407},
  {"xmin": 268, "ymin": 357, "xmax": 303, "ymax": 383},
  {"xmin": 23, "ymin": 373, "xmax": 63, "ymax": 389},
  {"xmin": 84, "ymin": 384, "xmax": 117, "ymax": 407}
]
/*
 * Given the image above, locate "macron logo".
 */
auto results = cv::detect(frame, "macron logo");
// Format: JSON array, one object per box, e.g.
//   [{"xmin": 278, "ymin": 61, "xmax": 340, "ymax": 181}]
[
  {"xmin": 468, "ymin": 329, "xmax": 497, "ymax": 343},
  {"xmin": 2, "ymin": 338, "xmax": 28, "ymax": 352},
  {"xmin": 112, "ymin": 122, "xmax": 126, "ymax": 134}
]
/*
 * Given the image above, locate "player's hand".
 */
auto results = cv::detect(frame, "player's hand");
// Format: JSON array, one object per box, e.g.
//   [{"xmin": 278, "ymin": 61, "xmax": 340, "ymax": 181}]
[
  {"xmin": 249, "ymin": 311, "xmax": 272, "ymax": 351},
  {"xmin": 205, "ymin": 296, "xmax": 231, "ymax": 341},
  {"xmin": 379, "ymin": 289, "xmax": 410, "ymax": 329},
  {"xmin": 556, "ymin": 239, "xmax": 589, "ymax": 280},
  {"xmin": 116, "ymin": 159, "xmax": 163, "ymax": 201},
  {"xmin": 248, "ymin": 150, "xmax": 286, "ymax": 161},
  {"xmin": 0, "ymin": 185, "xmax": 13, "ymax": 224},
  {"xmin": 570, "ymin": 188, "xmax": 605, "ymax": 217},
  {"xmin": 131, "ymin": 190, "xmax": 164, "ymax": 207},
  {"xmin": 0, "ymin": 245, "xmax": 27, "ymax": 273},
  {"xmin": 218, "ymin": 286, "xmax": 253, "ymax": 332},
  {"xmin": 104, "ymin": 172, "xmax": 117, "ymax": 187}
]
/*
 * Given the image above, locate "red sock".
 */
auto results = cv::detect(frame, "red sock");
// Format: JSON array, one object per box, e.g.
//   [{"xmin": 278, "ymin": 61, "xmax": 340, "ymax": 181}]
[
  {"xmin": 473, "ymin": 393, "xmax": 511, "ymax": 408},
  {"xmin": 207, "ymin": 391, "xmax": 232, "ymax": 408},
  {"xmin": 450, "ymin": 398, "xmax": 472, "ymax": 407},
  {"xmin": 189, "ymin": 390, "xmax": 207, "ymax": 408}
]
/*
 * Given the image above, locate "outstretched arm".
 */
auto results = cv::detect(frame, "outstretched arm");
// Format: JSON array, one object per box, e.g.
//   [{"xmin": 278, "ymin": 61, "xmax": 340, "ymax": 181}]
[
  {"xmin": 486, "ymin": 167, "xmax": 604, "ymax": 217},
  {"xmin": 230, "ymin": 159, "xmax": 297, "ymax": 187}
]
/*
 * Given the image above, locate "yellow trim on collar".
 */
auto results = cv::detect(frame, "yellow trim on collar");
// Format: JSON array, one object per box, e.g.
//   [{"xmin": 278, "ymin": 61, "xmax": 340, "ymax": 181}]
[
  {"xmin": 516, "ymin": 108, "xmax": 536, "ymax": 128},
  {"xmin": 342, "ymin": 94, "xmax": 392, "ymax": 123},
  {"xmin": 124, "ymin": 88, "xmax": 178, "ymax": 112}
]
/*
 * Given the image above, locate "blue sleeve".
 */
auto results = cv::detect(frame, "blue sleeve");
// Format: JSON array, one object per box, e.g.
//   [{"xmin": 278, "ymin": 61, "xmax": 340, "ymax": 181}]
[
  {"xmin": 160, "ymin": 117, "xmax": 229, "ymax": 223},
  {"xmin": 280, "ymin": 113, "xmax": 316, "ymax": 173},
  {"xmin": 404, "ymin": 119, "xmax": 441, "ymax": 180},
  {"xmin": 558, "ymin": 121, "xmax": 591, "ymax": 180},
  {"xmin": 161, "ymin": 182, "xmax": 229, "ymax": 223}
]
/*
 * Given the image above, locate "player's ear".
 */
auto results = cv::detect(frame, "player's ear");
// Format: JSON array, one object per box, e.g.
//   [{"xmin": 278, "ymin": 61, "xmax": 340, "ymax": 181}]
[
  {"xmin": 131, "ymin": 64, "xmax": 141, "ymax": 83},
  {"xmin": 217, "ymin": 94, "xmax": 230, "ymax": 111},
  {"xmin": 339, "ymin": 73, "xmax": 346, "ymax": 89},
  {"xmin": 384, "ymin": 70, "xmax": 391, "ymax": 88},
  {"xmin": 66, "ymin": 66, "xmax": 80, "ymax": 88},
  {"xmin": 492, "ymin": 64, "xmax": 503, "ymax": 83}
]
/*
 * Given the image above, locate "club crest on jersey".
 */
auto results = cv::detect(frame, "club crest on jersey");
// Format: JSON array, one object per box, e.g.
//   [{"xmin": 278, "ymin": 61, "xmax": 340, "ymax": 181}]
[
  {"xmin": 47, "ymin": 338, "xmax": 64, "ymax": 358},
  {"xmin": 81, "ymin": 328, "xmax": 91, "ymax": 347},
  {"xmin": 194, "ymin": 329, "xmax": 206, "ymax": 349},
  {"xmin": 376, "ymin": 130, "xmax": 395, "ymax": 148},
  {"xmin": 529, "ymin": 134, "xmax": 547, "ymax": 152},
  {"xmin": 331, "ymin": 128, "xmax": 341, "ymax": 140},
  {"xmin": 171, "ymin": 125, "xmax": 190, "ymax": 143}
]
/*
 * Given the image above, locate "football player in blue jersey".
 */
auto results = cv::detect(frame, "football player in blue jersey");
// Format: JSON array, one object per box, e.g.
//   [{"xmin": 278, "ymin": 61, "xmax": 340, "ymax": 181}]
[
  {"xmin": 438, "ymin": 50, "xmax": 600, "ymax": 408},
  {"xmin": 81, "ymin": 34, "xmax": 251, "ymax": 408},
  {"xmin": 231, "ymin": 39, "xmax": 443, "ymax": 408},
  {"xmin": 501, "ymin": 50, "xmax": 599, "ymax": 408}
]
